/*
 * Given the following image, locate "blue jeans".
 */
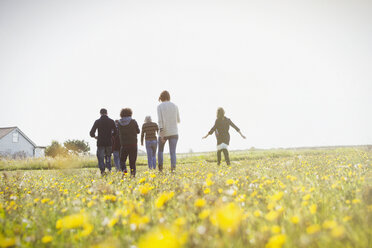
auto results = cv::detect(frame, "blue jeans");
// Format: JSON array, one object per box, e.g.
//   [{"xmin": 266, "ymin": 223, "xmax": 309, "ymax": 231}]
[
  {"xmin": 145, "ymin": 140, "xmax": 157, "ymax": 169},
  {"xmin": 113, "ymin": 150, "xmax": 120, "ymax": 171},
  {"xmin": 97, "ymin": 146, "xmax": 112, "ymax": 173},
  {"xmin": 158, "ymin": 135, "xmax": 178, "ymax": 171}
]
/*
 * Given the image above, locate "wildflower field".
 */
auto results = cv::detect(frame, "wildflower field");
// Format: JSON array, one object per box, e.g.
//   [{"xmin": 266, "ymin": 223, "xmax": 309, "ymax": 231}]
[{"xmin": 0, "ymin": 147, "xmax": 371, "ymax": 248}]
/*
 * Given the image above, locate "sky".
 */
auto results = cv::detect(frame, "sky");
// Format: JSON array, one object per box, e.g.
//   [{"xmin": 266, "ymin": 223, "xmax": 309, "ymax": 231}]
[{"xmin": 0, "ymin": 0, "xmax": 371, "ymax": 154}]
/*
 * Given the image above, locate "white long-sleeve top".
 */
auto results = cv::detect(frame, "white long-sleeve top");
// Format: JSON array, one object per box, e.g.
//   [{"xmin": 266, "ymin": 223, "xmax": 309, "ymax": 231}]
[{"xmin": 157, "ymin": 101, "xmax": 180, "ymax": 137}]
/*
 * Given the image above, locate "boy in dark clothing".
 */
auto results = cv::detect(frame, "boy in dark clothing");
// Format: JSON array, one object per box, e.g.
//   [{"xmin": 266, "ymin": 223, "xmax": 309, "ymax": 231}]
[
  {"xmin": 90, "ymin": 108, "xmax": 117, "ymax": 175},
  {"xmin": 112, "ymin": 120, "xmax": 121, "ymax": 172},
  {"xmin": 203, "ymin": 107, "xmax": 246, "ymax": 165},
  {"xmin": 118, "ymin": 108, "xmax": 140, "ymax": 177}
]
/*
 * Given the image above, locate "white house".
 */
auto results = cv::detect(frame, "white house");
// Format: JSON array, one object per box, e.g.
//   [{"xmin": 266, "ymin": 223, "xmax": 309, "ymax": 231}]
[{"xmin": 0, "ymin": 127, "xmax": 45, "ymax": 158}]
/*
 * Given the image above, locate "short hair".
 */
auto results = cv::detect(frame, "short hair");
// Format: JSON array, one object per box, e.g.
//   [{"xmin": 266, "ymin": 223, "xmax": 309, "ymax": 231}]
[
  {"xmin": 217, "ymin": 107, "xmax": 225, "ymax": 119},
  {"xmin": 144, "ymin": 116, "xmax": 152, "ymax": 123},
  {"xmin": 120, "ymin": 108, "xmax": 132, "ymax": 117},
  {"xmin": 100, "ymin": 108, "xmax": 107, "ymax": 115},
  {"xmin": 159, "ymin": 90, "xmax": 170, "ymax": 102}
]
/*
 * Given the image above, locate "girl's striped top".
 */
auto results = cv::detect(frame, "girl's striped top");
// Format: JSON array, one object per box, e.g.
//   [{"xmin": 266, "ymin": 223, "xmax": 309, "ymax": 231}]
[{"xmin": 141, "ymin": 122, "xmax": 159, "ymax": 144}]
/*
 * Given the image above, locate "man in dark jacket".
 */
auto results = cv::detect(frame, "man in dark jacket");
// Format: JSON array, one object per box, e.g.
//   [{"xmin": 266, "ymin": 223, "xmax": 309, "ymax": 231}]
[{"xmin": 90, "ymin": 108, "xmax": 117, "ymax": 175}]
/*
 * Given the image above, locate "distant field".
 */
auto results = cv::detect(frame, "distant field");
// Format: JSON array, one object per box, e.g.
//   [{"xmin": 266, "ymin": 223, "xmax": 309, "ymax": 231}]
[{"xmin": 0, "ymin": 147, "xmax": 371, "ymax": 247}]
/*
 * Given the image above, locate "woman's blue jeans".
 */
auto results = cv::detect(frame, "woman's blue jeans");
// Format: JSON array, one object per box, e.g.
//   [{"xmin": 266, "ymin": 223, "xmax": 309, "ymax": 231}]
[
  {"xmin": 158, "ymin": 135, "xmax": 178, "ymax": 171},
  {"xmin": 145, "ymin": 140, "xmax": 157, "ymax": 169}
]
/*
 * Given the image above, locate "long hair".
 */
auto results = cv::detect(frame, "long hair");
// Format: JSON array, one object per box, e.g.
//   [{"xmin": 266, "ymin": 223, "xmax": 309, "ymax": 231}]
[
  {"xmin": 217, "ymin": 107, "xmax": 225, "ymax": 119},
  {"xmin": 159, "ymin": 90, "xmax": 170, "ymax": 102}
]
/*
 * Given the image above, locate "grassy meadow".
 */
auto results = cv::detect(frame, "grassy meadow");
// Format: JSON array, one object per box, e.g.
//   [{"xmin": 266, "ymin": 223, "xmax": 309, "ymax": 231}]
[{"xmin": 0, "ymin": 147, "xmax": 371, "ymax": 247}]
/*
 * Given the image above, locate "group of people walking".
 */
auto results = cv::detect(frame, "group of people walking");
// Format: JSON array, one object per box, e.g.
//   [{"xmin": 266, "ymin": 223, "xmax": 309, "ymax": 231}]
[
  {"xmin": 90, "ymin": 90, "xmax": 180, "ymax": 177},
  {"xmin": 90, "ymin": 90, "xmax": 245, "ymax": 177}
]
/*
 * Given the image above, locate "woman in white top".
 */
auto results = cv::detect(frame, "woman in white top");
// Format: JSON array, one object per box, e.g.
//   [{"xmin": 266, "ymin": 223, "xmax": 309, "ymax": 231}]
[{"xmin": 157, "ymin": 90, "xmax": 180, "ymax": 172}]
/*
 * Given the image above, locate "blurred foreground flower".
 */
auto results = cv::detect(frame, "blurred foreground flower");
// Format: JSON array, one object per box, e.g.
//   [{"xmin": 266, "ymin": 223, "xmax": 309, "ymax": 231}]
[
  {"xmin": 194, "ymin": 199, "xmax": 206, "ymax": 208},
  {"xmin": 41, "ymin": 235, "xmax": 53, "ymax": 243},
  {"xmin": 0, "ymin": 235, "xmax": 16, "ymax": 248},
  {"xmin": 210, "ymin": 202, "xmax": 243, "ymax": 233},
  {"xmin": 138, "ymin": 227, "xmax": 186, "ymax": 248},
  {"xmin": 265, "ymin": 234, "xmax": 286, "ymax": 248},
  {"xmin": 155, "ymin": 192, "xmax": 174, "ymax": 209},
  {"xmin": 56, "ymin": 213, "xmax": 93, "ymax": 237}
]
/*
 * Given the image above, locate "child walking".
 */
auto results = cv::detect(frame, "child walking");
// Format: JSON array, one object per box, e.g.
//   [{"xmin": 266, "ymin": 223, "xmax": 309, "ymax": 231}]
[
  {"xmin": 203, "ymin": 107, "xmax": 246, "ymax": 165},
  {"xmin": 141, "ymin": 116, "xmax": 159, "ymax": 170}
]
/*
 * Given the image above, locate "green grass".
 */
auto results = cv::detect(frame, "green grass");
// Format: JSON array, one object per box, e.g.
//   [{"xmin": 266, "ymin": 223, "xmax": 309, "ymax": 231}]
[{"xmin": 0, "ymin": 147, "xmax": 371, "ymax": 247}]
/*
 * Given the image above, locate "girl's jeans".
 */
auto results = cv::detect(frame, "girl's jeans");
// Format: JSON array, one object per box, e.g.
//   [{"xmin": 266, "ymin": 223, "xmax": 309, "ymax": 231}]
[{"xmin": 145, "ymin": 139, "xmax": 157, "ymax": 169}]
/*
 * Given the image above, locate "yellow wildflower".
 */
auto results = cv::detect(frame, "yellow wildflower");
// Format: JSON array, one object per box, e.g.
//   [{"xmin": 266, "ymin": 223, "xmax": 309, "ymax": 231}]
[
  {"xmin": 138, "ymin": 227, "xmax": 183, "ymax": 248},
  {"xmin": 226, "ymin": 179, "xmax": 235, "ymax": 185},
  {"xmin": 206, "ymin": 177, "xmax": 214, "ymax": 186},
  {"xmin": 139, "ymin": 184, "xmax": 152, "ymax": 195},
  {"xmin": 0, "ymin": 236, "xmax": 16, "ymax": 247},
  {"xmin": 253, "ymin": 210, "xmax": 261, "ymax": 217},
  {"xmin": 130, "ymin": 213, "xmax": 150, "ymax": 229},
  {"xmin": 271, "ymin": 225, "xmax": 281, "ymax": 233},
  {"xmin": 322, "ymin": 220, "xmax": 337, "ymax": 229},
  {"xmin": 302, "ymin": 194, "xmax": 311, "ymax": 201},
  {"xmin": 56, "ymin": 213, "xmax": 89, "ymax": 229},
  {"xmin": 342, "ymin": 216, "xmax": 352, "ymax": 222},
  {"xmin": 331, "ymin": 225, "xmax": 345, "ymax": 238},
  {"xmin": 265, "ymin": 211, "xmax": 279, "ymax": 221},
  {"xmin": 309, "ymin": 204, "xmax": 317, "ymax": 214},
  {"xmin": 290, "ymin": 216, "xmax": 299, "ymax": 224},
  {"xmin": 108, "ymin": 218, "xmax": 119, "ymax": 228},
  {"xmin": 199, "ymin": 209, "xmax": 210, "ymax": 219},
  {"xmin": 41, "ymin": 235, "xmax": 53, "ymax": 243},
  {"xmin": 194, "ymin": 199, "xmax": 206, "ymax": 208},
  {"xmin": 155, "ymin": 191, "xmax": 174, "ymax": 209},
  {"xmin": 41, "ymin": 198, "xmax": 50, "ymax": 204},
  {"xmin": 103, "ymin": 195, "xmax": 117, "ymax": 202},
  {"xmin": 270, "ymin": 192, "xmax": 284, "ymax": 202},
  {"xmin": 265, "ymin": 234, "xmax": 286, "ymax": 248},
  {"xmin": 306, "ymin": 224, "xmax": 320, "ymax": 234},
  {"xmin": 210, "ymin": 203, "xmax": 243, "ymax": 233},
  {"xmin": 174, "ymin": 217, "xmax": 186, "ymax": 226}
]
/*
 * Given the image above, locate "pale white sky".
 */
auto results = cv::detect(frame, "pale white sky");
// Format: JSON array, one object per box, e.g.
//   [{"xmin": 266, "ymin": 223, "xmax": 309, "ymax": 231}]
[{"xmin": 0, "ymin": 0, "xmax": 371, "ymax": 153}]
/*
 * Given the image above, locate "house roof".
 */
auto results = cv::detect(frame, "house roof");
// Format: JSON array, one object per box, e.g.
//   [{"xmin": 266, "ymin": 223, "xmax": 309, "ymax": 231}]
[
  {"xmin": 0, "ymin": 126, "xmax": 37, "ymax": 147},
  {"xmin": 0, "ymin": 127, "xmax": 17, "ymax": 139}
]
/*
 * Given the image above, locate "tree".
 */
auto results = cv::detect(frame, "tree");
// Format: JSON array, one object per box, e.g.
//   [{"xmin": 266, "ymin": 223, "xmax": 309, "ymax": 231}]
[
  {"xmin": 45, "ymin": 141, "xmax": 68, "ymax": 158},
  {"xmin": 63, "ymin": 139, "xmax": 90, "ymax": 155}
]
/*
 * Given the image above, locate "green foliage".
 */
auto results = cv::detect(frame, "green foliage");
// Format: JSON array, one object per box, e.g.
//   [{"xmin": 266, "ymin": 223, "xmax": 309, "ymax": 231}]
[
  {"xmin": 64, "ymin": 139, "xmax": 90, "ymax": 155},
  {"xmin": 45, "ymin": 141, "xmax": 68, "ymax": 158}
]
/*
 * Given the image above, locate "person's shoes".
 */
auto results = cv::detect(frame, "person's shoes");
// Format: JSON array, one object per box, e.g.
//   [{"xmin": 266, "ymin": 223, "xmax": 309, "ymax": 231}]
[{"xmin": 101, "ymin": 171, "xmax": 107, "ymax": 177}]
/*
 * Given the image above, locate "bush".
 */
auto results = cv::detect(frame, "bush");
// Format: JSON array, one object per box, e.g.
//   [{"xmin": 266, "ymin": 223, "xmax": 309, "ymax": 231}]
[
  {"xmin": 45, "ymin": 141, "xmax": 68, "ymax": 158},
  {"xmin": 64, "ymin": 139, "xmax": 90, "ymax": 155}
]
